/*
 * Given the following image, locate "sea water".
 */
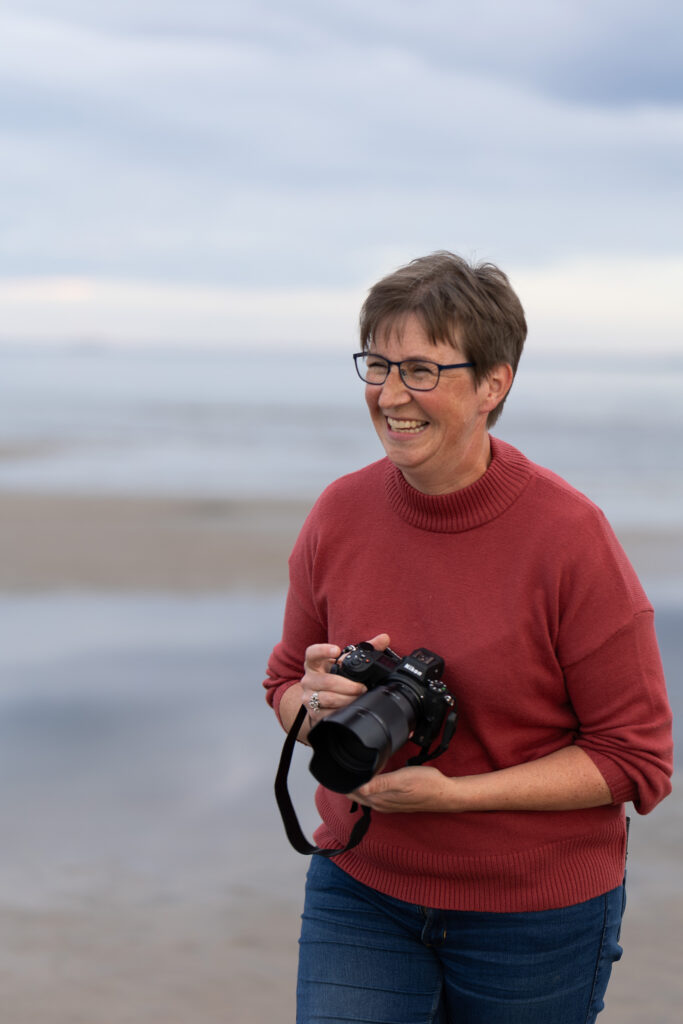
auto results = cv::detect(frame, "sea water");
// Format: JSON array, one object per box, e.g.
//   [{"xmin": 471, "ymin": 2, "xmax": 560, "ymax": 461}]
[{"xmin": 1, "ymin": 345, "xmax": 682, "ymax": 529}]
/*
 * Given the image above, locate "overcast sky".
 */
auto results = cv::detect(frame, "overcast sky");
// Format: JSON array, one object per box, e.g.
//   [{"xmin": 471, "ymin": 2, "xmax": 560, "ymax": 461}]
[{"xmin": 1, "ymin": 1, "xmax": 682, "ymax": 349}]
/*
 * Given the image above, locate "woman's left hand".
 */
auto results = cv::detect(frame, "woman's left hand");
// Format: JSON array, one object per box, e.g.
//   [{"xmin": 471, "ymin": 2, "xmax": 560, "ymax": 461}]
[
  {"xmin": 350, "ymin": 765, "xmax": 457, "ymax": 814},
  {"xmin": 350, "ymin": 745, "xmax": 614, "ymax": 815}
]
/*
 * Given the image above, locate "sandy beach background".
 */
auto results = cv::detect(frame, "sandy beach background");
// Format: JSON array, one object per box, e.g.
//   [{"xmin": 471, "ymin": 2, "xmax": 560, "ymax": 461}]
[{"xmin": 1, "ymin": 347, "xmax": 681, "ymax": 1023}]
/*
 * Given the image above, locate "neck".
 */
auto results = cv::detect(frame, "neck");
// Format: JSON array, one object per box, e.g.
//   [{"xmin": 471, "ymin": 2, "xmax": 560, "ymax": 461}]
[{"xmin": 401, "ymin": 433, "xmax": 492, "ymax": 495}]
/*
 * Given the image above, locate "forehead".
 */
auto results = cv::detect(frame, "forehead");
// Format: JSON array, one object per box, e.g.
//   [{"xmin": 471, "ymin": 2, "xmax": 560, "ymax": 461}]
[{"xmin": 373, "ymin": 312, "xmax": 464, "ymax": 353}]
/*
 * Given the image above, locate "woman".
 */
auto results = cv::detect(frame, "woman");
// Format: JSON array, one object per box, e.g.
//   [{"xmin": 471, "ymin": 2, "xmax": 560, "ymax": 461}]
[{"xmin": 264, "ymin": 252, "xmax": 673, "ymax": 1023}]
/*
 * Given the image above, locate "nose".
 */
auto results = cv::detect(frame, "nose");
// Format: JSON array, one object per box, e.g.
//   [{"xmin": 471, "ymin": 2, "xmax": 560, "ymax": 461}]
[{"xmin": 377, "ymin": 364, "xmax": 411, "ymax": 407}]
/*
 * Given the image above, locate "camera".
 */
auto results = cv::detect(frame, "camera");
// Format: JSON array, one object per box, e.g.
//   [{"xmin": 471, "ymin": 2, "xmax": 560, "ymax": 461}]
[{"xmin": 308, "ymin": 643, "xmax": 457, "ymax": 793}]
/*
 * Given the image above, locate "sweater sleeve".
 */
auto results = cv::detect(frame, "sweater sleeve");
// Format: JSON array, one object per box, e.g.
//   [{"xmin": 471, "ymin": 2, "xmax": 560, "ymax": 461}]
[
  {"xmin": 565, "ymin": 609, "xmax": 672, "ymax": 814},
  {"xmin": 263, "ymin": 507, "xmax": 327, "ymax": 724},
  {"xmin": 540, "ymin": 493, "xmax": 674, "ymax": 814}
]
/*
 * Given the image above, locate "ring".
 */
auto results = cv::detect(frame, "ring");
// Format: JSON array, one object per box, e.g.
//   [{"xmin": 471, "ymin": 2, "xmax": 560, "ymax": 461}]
[{"xmin": 308, "ymin": 692, "xmax": 321, "ymax": 712}]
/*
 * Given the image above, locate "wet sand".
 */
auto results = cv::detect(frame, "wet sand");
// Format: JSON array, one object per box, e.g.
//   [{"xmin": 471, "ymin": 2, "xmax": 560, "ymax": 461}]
[
  {"xmin": 2, "ymin": 845, "xmax": 681, "ymax": 1024},
  {"xmin": 1, "ymin": 893, "xmax": 302, "ymax": 1024},
  {"xmin": 0, "ymin": 489, "xmax": 680, "ymax": 1023},
  {"xmin": 0, "ymin": 492, "xmax": 313, "ymax": 591},
  {"xmin": 1, "ymin": 490, "xmax": 681, "ymax": 593}
]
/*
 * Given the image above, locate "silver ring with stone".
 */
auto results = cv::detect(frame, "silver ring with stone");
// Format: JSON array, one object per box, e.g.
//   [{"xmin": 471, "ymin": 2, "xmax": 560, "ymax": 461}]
[{"xmin": 308, "ymin": 692, "xmax": 321, "ymax": 713}]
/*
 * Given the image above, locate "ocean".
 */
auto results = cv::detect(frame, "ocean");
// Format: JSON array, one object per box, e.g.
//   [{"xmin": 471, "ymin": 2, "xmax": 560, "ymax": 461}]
[{"xmin": 1, "ymin": 345, "xmax": 683, "ymax": 530}]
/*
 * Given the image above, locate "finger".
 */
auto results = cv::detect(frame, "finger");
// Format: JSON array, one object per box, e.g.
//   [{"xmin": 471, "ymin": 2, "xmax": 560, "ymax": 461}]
[
  {"xmin": 349, "ymin": 782, "xmax": 378, "ymax": 804},
  {"xmin": 303, "ymin": 643, "xmax": 341, "ymax": 673},
  {"xmin": 301, "ymin": 667, "xmax": 366, "ymax": 707},
  {"xmin": 352, "ymin": 775, "xmax": 387, "ymax": 799},
  {"xmin": 312, "ymin": 675, "xmax": 368, "ymax": 698},
  {"xmin": 348, "ymin": 786, "xmax": 372, "ymax": 806},
  {"xmin": 302, "ymin": 669, "xmax": 365, "ymax": 716},
  {"xmin": 301, "ymin": 687, "xmax": 366, "ymax": 720},
  {"xmin": 334, "ymin": 633, "xmax": 391, "ymax": 670}
]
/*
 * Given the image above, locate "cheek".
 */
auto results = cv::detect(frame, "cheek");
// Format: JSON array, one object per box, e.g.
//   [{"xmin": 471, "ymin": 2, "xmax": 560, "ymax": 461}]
[{"xmin": 365, "ymin": 386, "xmax": 380, "ymax": 415}]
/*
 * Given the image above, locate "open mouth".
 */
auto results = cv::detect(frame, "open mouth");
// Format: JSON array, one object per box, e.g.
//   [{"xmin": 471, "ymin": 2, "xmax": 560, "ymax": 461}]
[{"xmin": 386, "ymin": 417, "xmax": 428, "ymax": 434}]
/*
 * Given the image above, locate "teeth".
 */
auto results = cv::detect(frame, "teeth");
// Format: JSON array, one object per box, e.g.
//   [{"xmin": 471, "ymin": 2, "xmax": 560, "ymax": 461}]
[{"xmin": 387, "ymin": 417, "xmax": 427, "ymax": 432}]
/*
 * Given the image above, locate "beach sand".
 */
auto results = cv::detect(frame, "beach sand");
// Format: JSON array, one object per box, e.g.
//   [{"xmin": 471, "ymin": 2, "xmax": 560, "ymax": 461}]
[
  {"xmin": 0, "ymin": 492, "xmax": 313, "ymax": 591},
  {"xmin": 0, "ymin": 490, "xmax": 681, "ymax": 1023},
  {"xmin": 1, "ymin": 490, "xmax": 682, "ymax": 592},
  {"xmin": 2, "ymin": 848, "xmax": 681, "ymax": 1024}
]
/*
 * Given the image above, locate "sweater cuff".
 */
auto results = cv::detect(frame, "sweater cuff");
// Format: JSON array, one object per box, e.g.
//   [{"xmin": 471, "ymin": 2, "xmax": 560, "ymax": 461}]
[
  {"xmin": 270, "ymin": 680, "xmax": 297, "ymax": 728},
  {"xmin": 579, "ymin": 747, "xmax": 637, "ymax": 806}
]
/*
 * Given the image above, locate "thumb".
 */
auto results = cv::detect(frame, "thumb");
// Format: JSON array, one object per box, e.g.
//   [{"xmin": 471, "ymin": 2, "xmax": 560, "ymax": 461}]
[{"xmin": 355, "ymin": 772, "xmax": 390, "ymax": 799}]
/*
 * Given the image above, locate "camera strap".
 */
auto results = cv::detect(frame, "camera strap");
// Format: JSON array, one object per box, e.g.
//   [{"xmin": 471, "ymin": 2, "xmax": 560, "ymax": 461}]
[
  {"xmin": 406, "ymin": 707, "xmax": 458, "ymax": 767},
  {"xmin": 274, "ymin": 705, "xmax": 373, "ymax": 857}
]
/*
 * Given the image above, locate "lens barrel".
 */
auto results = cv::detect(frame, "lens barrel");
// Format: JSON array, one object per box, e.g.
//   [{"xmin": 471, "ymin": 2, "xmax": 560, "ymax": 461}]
[{"xmin": 309, "ymin": 681, "xmax": 419, "ymax": 793}]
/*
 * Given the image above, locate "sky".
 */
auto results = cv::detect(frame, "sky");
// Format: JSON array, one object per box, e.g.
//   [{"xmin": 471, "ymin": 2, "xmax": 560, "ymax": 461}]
[{"xmin": 1, "ymin": 0, "xmax": 682, "ymax": 350}]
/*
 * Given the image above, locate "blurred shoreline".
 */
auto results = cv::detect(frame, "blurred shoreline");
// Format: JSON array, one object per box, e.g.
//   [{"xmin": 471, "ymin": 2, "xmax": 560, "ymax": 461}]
[
  {"xmin": 0, "ymin": 492, "xmax": 312, "ymax": 590},
  {"xmin": 1, "ymin": 489, "xmax": 682, "ymax": 594}
]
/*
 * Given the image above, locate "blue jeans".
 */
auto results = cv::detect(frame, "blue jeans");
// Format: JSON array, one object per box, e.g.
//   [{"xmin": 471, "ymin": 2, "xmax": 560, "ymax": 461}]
[{"xmin": 297, "ymin": 857, "xmax": 626, "ymax": 1024}]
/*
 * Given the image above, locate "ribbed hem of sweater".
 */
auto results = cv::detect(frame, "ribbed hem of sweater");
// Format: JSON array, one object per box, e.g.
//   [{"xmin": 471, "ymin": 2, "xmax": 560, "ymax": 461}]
[
  {"xmin": 384, "ymin": 435, "xmax": 533, "ymax": 532},
  {"xmin": 313, "ymin": 814, "xmax": 627, "ymax": 913}
]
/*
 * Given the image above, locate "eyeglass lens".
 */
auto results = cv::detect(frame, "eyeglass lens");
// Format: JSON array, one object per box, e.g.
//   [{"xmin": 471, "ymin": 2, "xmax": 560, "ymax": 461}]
[{"xmin": 356, "ymin": 354, "xmax": 440, "ymax": 390}]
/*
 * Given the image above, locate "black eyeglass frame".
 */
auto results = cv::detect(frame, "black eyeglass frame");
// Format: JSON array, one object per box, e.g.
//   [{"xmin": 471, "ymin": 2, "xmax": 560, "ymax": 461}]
[{"xmin": 352, "ymin": 352, "xmax": 476, "ymax": 392}]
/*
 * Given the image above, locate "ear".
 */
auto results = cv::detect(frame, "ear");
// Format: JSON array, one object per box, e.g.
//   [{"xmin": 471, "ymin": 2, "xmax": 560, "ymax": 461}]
[{"xmin": 480, "ymin": 363, "xmax": 514, "ymax": 414}]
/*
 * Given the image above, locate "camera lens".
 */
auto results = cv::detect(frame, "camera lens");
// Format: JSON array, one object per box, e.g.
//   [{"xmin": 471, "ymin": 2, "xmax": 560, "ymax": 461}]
[
  {"xmin": 310, "ymin": 724, "xmax": 379, "ymax": 791},
  {"xmin": 309, "ymin": 683, "xmax": 419, "ymax": 793}
]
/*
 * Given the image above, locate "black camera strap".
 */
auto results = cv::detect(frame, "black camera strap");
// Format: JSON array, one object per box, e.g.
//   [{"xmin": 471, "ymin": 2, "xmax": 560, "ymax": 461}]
[
  {"xmin": 406, "ymin": 707, "xmax": 458, "ymax": 767},
  {"xmin": 274, "ymin": 705, "xmax": 373, "ymax": 857}
]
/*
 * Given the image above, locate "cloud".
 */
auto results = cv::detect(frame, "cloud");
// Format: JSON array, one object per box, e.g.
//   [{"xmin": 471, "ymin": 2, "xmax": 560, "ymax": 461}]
[
  {"xmin": 0, "ymin": 276, "xmax": 365, "ymax": 347},
  {"xmin": 0, "ymin": 2, "xmax": 681, "ymax": 349},
  {"xmin": 2, "ymin": 6, "xmax": 681, "ymax": 283},
  {"xmin": 2, "ymin": 256, "xmax": 681, "ymax": 352},
  {"xmin": 512, "ymin": 256, "xmax": 683, "ymax": 352},
  {"xmin": 10, "ymin": 0, "xmax": 683, "ymax": 104}
]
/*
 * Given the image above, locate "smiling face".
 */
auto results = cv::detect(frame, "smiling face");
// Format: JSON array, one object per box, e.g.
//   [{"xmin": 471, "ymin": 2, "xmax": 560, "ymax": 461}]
[{"xmin": 365, "ymin": 314, "xmax": 512, "ymax": 495}]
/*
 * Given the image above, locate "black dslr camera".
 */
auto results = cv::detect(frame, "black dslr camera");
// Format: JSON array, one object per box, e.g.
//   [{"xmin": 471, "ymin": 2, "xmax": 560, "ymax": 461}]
[{"xmin": 308, "ymin": 643, "xmax": 457, "ymax": 794}]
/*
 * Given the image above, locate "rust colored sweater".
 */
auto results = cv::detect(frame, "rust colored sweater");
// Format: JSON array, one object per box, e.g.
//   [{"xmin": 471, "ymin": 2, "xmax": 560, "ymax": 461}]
[{"xmin": 265, "ymin": 438, "xmax": 673, "ymax": 911}]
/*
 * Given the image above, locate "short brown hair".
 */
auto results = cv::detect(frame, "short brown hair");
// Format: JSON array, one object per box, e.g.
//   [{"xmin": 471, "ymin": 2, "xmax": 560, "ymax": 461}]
[{"xmin": 359, "ymin": 251, "xmax": 527, "ymax": 427}]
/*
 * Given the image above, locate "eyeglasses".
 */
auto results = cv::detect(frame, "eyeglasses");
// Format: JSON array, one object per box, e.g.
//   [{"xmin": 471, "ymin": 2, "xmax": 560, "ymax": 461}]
[{"xmin": 353, "ymin": 352, "xmax": 475, "ymax": 392}]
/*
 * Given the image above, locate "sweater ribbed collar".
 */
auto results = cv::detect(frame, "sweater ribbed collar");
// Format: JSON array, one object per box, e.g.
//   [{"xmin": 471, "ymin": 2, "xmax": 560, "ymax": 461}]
[{"xmin": 384, "ymin": 436, "xmax": 532, "ymax": 533}]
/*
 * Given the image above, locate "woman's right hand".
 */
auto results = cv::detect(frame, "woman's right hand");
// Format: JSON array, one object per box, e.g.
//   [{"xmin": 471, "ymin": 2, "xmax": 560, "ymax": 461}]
[{"xmin": 301, "ymin": 633, "xmax": 391, "ymax": 725}]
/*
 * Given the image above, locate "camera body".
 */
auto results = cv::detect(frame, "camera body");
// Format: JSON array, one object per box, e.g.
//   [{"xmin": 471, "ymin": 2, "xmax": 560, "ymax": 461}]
[
  {"xmin": 308, "ymin": 642, "xmax": 456, "ymax": 793},
  {"xmin": 330, "ymin": 643, "xmax": 453, "ymax": 750}
]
